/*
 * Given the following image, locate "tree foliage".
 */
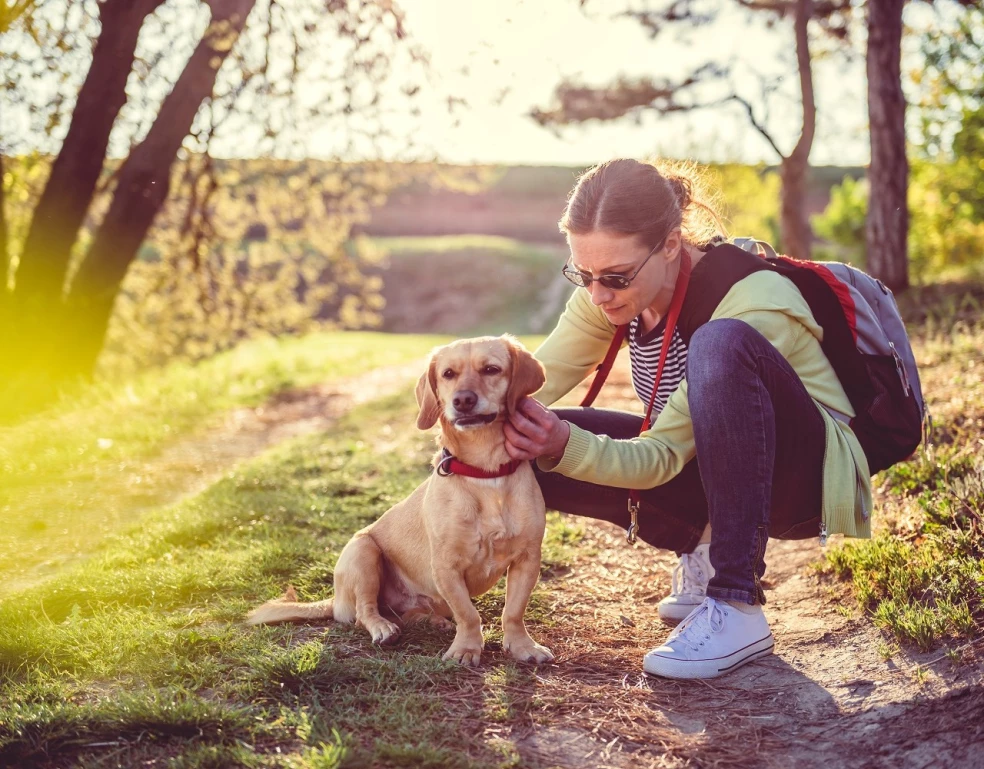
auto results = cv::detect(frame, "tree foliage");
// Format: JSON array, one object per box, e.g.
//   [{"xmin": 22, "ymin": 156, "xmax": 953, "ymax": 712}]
[
  {"xmin": 814, "ymin": 3, "xmax": 984, "ymax": 281},
  {"xmin": 0, "ymin": 0, "xmax": 436, "ymax": 418}
]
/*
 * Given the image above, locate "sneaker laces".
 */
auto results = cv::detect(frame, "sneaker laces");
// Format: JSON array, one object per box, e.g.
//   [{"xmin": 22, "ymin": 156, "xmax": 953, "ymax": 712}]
[
  {"xmin": 670, "ymin": 550, "xmax": 709, "ymax": 597},
  {"xmin": 668, "ymin": 598, "xmax": 726, "ymax": 652}
]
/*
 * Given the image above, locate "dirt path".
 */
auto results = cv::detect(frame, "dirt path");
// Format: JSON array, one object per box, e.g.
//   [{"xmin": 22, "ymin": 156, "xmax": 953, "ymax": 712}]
[
  {"xmin": 515, "ymin": 356, "xmax": 984, "ymax": 768},
  {"xmin": 2, "ymin": 359, "xmax": 427, "ymax": 596}
]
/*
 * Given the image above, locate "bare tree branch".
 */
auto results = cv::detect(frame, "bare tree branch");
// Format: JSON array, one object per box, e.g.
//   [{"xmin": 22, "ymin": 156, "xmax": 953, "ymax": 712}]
[
  {"xmin": 530, "ymin": 63, "xmax": 729, "ymax": 127},
  {"xmin": 618, "ymin": 1, "xmax": 718, "ymax": 37},
  {"xmin": 728, "ymin": 94, "xmax": 785, "ymax": 158},
  {"xmin": 734, "ymin": 0, "xmax": 792, "ymax": 15},
  {"xmin": 789, "ymin": 0, "xmax": 817, "ymax": 166}
]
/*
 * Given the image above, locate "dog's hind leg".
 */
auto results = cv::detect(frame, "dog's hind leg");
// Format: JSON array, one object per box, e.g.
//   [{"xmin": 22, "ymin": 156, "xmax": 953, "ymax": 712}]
[
  {"xmin": 337, "ymin": 533, "xmax": 401, "ymax": 646},
  {"xmin": 401, "ymin": 606, "xmax": 455, "ymax": 632}
]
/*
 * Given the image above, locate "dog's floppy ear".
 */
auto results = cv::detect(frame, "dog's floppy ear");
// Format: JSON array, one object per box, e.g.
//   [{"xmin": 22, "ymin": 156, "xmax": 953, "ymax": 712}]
[
  {"xmin": 505, "ymin": 336, "xmax": 546, "ymax": 415},
  {"xmin": 415, "ymin": 356, "xmax": 442, "ymax": 430}
]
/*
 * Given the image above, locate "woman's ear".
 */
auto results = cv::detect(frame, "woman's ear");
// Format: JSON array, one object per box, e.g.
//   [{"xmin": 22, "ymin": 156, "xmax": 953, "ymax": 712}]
[
  {"xmin": 415, "ymin": 357, "xmax": 441, "ymax": 430},
  {"xmin": 505, "ymin": 336, "xmax": 546, "ymax": 416},
  {"xmin": 662, "ymin": 227, "xmax": 683, "ymax": 262}
]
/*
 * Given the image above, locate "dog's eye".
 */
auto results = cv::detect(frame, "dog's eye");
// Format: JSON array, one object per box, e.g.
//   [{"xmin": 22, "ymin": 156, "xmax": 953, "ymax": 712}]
[
  {"xmin": 482, "ymin": 365, "xmax": 502, "ymax": 376},
  {"xmin": 442, "ymin": 368, "xmax": 455, "ymax": 379}
]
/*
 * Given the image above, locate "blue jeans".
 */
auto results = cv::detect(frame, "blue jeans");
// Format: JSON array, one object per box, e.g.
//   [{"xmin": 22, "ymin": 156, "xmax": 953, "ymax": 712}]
[{"xmin": 534, "ymin": 319, "xmax": 827, "ymax": 605}]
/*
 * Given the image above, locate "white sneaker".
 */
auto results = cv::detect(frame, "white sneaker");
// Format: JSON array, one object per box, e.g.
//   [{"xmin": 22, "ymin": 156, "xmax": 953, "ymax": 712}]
[
  {"xmin": 657, "ymin": 543, "xmax": 714, "ymax": 626},
  {"xmin": 643, "ymin": 597, "xmax": 774, "ymax": 679}
]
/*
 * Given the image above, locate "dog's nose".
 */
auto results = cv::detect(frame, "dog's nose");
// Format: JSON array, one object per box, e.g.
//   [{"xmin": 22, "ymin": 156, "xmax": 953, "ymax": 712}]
[{"xmin": 453, "ymin": 390, "xmax": 477, "ymax": 413}]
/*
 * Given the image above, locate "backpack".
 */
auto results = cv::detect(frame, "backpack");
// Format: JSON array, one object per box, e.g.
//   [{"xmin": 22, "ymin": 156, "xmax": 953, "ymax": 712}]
[{"xmin": 725, "ymin": 238, "xmax": 926, "ymax": 474}]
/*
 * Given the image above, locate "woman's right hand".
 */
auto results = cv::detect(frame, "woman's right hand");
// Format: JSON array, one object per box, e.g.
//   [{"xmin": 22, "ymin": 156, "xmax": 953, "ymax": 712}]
[{"xmin": 504, "ymin": 397, "xmax": 570, "ymax": 462}]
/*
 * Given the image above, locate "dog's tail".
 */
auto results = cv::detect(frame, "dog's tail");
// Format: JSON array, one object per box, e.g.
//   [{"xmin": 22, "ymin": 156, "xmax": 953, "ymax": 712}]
[{"xmin": 246, "ymin": 586, "xmax": 335, "ymax": 626}]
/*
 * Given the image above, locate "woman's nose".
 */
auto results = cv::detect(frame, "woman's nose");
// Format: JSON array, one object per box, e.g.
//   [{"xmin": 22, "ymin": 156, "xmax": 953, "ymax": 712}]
[{"xmin": 588, "ymin": 281, "xmax": 614, "ymax": 306}]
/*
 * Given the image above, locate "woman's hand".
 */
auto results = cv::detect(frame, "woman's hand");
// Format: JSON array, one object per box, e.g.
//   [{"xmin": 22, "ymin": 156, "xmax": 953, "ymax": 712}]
[{"xmin": 504, "ymin": 397, "xmax": 570, "ymax": 462}]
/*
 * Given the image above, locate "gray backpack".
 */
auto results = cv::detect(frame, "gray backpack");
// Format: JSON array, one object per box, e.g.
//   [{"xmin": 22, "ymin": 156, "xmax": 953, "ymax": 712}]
[{"xmin": 732, "ymin": 238, "xmax": 925, "ymax": 473}]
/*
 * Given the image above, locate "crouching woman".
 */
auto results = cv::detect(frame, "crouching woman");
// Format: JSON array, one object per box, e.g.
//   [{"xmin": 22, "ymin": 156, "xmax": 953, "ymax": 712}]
[{"xmin": 504, "ymin": 158, "xmax": 873, "ymax": 680}]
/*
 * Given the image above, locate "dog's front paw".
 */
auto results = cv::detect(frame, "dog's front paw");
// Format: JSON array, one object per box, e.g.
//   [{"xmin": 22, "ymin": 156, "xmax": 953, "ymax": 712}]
[
  {"xmin": 504, "ymin": 636, "xmax": 554, "ymax": 664},
  {"xmin": 367, "ymin": 618, "xmax": 401, "ymax": 646},
  {"xmin": 442, "ymin": 637, "xmax": 483, "ymax": 666}
]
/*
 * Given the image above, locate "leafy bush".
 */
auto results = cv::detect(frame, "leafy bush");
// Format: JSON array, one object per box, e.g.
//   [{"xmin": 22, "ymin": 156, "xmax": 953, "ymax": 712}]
[
  {"xmin": 811, "ymin": 175, "xmax": 868, "ymax": 266},
  {"xmin": 812, "ymin": 157, "xmax": 984, "ymax": 281}
]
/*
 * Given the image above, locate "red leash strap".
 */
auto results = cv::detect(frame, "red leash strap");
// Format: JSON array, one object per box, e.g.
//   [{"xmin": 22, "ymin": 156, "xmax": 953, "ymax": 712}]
[
  {"xmin": 626, "ymin": 250, "xmax": 693, "ymax": 543},
  {"xmin": 580, "ymin": 324, "xmax": 629, "ymax": 408}
]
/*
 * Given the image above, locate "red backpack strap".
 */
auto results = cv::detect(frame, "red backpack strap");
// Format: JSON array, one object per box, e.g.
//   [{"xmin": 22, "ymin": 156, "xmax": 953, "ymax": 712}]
[{"xmin": 579, "ymin": 324, "xmax": 629, "ymax": 407}]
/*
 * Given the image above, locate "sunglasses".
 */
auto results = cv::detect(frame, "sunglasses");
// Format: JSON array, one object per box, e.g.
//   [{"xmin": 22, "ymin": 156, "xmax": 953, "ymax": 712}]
[{"xmin": 561, "ymin": 239, "xmax": 666, "ymax": 291}]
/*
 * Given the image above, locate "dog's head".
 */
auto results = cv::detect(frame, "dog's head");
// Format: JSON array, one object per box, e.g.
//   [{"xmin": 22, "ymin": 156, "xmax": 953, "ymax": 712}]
[{"xmin": 415, "ymin": 335, "xmax": 545, "ymax": 431}]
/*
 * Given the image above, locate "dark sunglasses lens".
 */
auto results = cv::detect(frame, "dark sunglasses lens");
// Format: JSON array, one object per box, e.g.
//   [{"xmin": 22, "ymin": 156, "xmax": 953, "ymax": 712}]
[
  {"xmin": 599, "ymin": 275, "xmax": 631, "ymax": 290},
  {"xmin": 562, "ymin": 267, "xmax": 585, "ymax": 287}
]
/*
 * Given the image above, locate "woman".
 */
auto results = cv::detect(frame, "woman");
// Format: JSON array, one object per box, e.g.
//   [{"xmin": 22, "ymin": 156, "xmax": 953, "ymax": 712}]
[{"xmin": 503, "ymin": 158, "xmax": 872, "ymax": 680}]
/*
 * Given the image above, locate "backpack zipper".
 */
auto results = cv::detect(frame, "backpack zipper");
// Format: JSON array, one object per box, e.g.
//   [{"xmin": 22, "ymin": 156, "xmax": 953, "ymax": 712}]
[{"xmin": 889, "ymin": 341, "xmax": 911, "ymax": 396}]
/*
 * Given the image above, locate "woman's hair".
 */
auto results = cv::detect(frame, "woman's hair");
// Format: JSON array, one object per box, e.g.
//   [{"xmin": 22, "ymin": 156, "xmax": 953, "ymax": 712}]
[{"xmin": 559, "ymin": 158, "xmax": 726, "ymax": 250}]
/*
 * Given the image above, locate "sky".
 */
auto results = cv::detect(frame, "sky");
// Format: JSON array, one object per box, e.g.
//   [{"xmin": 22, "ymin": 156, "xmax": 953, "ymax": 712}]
[
  {"xmin": 395, "ymin": 0, "xmax": 873, "ymax": 167},
  {"xmin": 1, "ymin": 0, "xmax": 944, "ymax": 168}
]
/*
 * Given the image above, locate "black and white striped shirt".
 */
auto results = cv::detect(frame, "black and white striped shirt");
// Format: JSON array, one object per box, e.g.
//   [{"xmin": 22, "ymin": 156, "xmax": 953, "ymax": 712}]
[{"xmin": 627, "ymin": 315, "xmax": 688, "ymax": 415}]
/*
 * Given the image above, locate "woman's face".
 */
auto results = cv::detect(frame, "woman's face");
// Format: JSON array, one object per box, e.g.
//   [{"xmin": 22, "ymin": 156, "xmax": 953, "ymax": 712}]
[{"xmin": 567, "ymin": 229, "xmax": 682, "ymax": 325}]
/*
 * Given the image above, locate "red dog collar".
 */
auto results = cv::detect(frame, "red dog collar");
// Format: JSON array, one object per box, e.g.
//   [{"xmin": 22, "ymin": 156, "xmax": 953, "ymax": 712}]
[{"xmin": 436, "ymin": 448, "xmax": 523, "ymax": 479}]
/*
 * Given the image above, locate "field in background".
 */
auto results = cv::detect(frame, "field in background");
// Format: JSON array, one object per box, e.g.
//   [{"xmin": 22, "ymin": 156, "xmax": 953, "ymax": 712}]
[
  {"xmin": 369, "ymin": 235, "xmax": 573, "ymax": 336},
  {"xmin": 358, "ymin": 163, "xmax": 862, "ymax": 245}
]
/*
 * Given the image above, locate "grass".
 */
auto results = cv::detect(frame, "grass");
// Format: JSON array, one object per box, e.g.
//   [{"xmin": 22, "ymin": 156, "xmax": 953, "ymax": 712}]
[
  {"xmin": 0, "ymin": 330, "xmax": 448, "ymax": 594},
  {"xmin": 821, "ymin": 281, "xmax": 984, "ymax": 652},
  {"xmin": 0, "ymin": 384, "xmax": 581, "ymax": 768}
]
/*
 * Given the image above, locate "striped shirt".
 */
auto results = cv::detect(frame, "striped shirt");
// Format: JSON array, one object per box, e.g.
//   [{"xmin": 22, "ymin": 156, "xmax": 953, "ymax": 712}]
[{"xmin": 627, "ymin": 315, "xmax": 688, "ymax": 415}]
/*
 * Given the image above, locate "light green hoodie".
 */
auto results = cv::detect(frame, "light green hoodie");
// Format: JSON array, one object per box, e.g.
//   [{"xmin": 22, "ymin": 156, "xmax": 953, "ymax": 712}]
[{"xmin": 534, "ymin": 270, "xmax": 873, "ymax": 541}]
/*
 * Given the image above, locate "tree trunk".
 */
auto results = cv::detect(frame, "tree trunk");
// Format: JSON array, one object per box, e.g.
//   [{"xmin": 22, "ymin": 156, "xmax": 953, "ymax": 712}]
[
  {"xmin": 0, "ymin": 152, "xmax": 8, "ymax": 301},
  {"xmin": 3, "ymin": 0, "xmax": 163, "ymax": 385},
  {"xmin": 14, "ymin": 0, "xmax": 163, "ymax": 307},
  {"xmin": 780, "ymin": 0, "xmax": 816, "ymax": 260},
  {"xmin": 62, "ymin": 0, "xmax": 257, "ymax": 378},
  {"xmin": 780, "ymin": 157, "xmax": 812, "ymax": 259},
  {"xmin": 866, "ymin": 0, "xmax": 908, "ymax": 291}
]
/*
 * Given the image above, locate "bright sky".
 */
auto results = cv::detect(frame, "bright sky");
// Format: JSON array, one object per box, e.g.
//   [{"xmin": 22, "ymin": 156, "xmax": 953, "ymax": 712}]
[
  {"xmin": 397, "ymin": 0, "xmax": 873, "ymax": 167},
  {"xmin": 2, "ymin": 0, "xmax": 942, "ymax": 168}
]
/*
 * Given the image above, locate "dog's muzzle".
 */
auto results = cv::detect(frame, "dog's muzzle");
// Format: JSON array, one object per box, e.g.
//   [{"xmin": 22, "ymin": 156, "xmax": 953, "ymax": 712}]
[{"xmin": 453, "ymin": 412, "xmax": 497, "ymax": 428}]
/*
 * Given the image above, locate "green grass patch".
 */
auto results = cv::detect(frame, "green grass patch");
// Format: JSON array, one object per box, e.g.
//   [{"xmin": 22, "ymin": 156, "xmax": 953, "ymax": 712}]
[
  {"xmin": 0, "ymin": 381, "xmax": 581, "ymax": 768},
  {"xmin": 0, "ymin": 331, "xmax": 447, "ymax": 594},
  {"xmin": 824, "ymin": 300, "xmax": 984, "ymax": 652}
]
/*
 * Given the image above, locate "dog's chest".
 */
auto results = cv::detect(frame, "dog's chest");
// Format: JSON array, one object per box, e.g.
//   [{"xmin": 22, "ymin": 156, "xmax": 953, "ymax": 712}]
[{"xmin": 469, "ymin": 479, "xmax": 524, "ymax": 559}]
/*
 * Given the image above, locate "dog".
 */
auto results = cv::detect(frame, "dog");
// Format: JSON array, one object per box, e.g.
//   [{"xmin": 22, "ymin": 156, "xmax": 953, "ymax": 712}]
[{"xmin": 247, "ymin": 335, "xmax": 553, "ymax": 666}]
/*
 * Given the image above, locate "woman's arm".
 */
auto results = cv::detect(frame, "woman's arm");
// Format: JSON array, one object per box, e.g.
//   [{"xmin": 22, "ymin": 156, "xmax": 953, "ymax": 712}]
[{"xmin": 512, "ymin": 306, "xmax": 810, "ymax": 489}]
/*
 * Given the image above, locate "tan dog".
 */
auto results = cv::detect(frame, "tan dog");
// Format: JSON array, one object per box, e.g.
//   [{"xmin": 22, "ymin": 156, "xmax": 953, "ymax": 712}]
[{"xmin": 247, "ymin": 335, "xmax": 553, "ymax": 666}]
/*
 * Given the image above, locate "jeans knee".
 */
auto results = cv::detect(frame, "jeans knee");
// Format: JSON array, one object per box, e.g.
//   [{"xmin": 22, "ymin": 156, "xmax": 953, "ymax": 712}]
[{"xmin": 687, "ymin": 319, "xmax": 760, "ymax": 387}]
